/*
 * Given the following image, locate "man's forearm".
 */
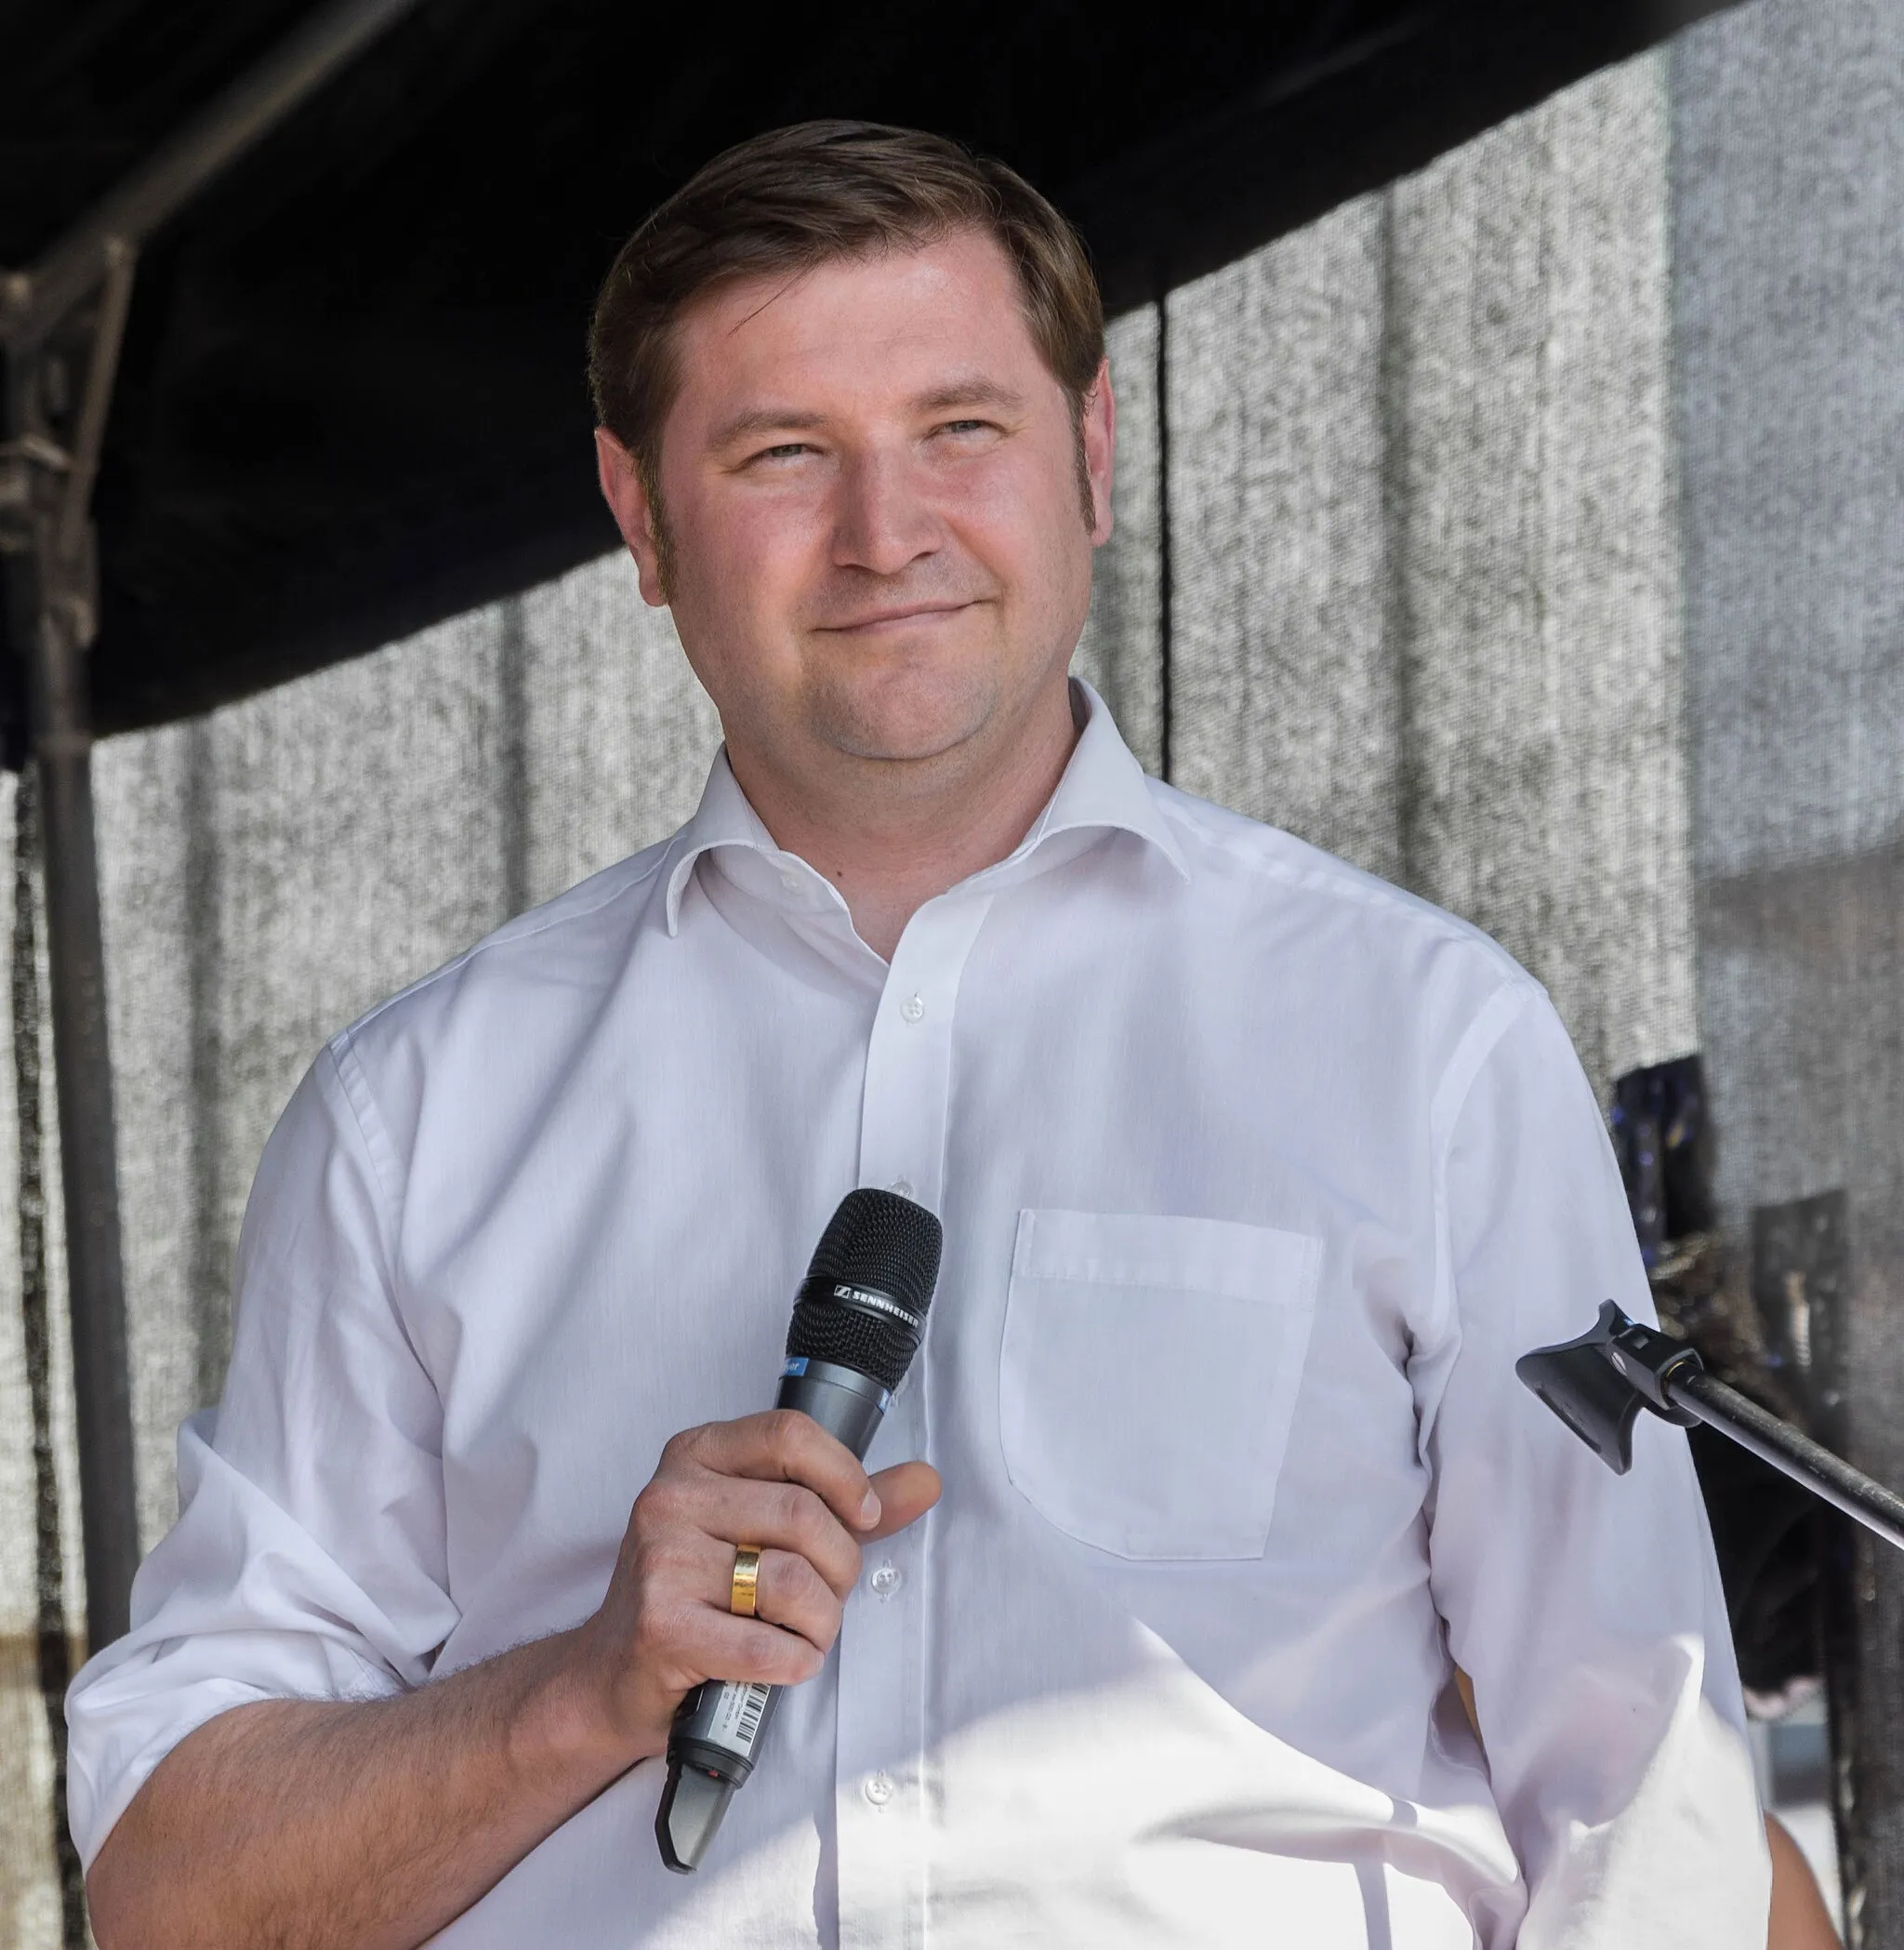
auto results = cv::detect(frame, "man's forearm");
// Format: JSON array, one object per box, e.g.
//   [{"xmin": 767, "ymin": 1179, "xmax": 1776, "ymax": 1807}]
[
  {"xmin": 82, "ymin": 1422, "xmax": 933, "ymax": 1947},
  {"xmin": 86, "ymin": 1627, "xmax": 638, "ymax": 1950}
]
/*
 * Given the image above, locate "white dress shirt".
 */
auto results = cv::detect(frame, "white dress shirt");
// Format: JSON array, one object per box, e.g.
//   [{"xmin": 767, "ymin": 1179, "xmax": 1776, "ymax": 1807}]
[{"xmin": 68, "ymin": 683, "xmax": 1766, "ymax": 1946}]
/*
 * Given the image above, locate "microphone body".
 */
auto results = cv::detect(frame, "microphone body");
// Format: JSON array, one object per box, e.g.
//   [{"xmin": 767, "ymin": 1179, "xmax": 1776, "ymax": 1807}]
[{"xmin": 656, "ymin": 1190, "xmax": 942, "ymax": 1874}]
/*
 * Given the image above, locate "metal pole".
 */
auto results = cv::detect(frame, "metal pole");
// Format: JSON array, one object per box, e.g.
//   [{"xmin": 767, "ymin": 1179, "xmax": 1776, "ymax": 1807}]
[
  {"xmin": 31, "ymin": 632, "xmax": 138, "ymax": 1650},
  {"xmin": 0, "ymin": 0, "xmax": 426, "ymax": 1652},
  {"xmin": 53, "ymin": 244, "xmax": 136, "ymax": 568},
  {"xmin": 1, "ymin": 0, "xmax": 427, "ymax": 355},
  {"xmin": 1671, "ymin": 1370, "xmax": 1904, "ymax": 1556},
  {"xmin": 0, "ymin": 357, "xmax": 139, "ymax": 1649}
]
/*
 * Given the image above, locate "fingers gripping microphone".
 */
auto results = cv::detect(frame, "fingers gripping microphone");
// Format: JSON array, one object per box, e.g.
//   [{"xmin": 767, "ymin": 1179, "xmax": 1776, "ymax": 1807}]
[{"xmin": 656, "ymin": 1188, "xmax": 943, "ymax": 1873}]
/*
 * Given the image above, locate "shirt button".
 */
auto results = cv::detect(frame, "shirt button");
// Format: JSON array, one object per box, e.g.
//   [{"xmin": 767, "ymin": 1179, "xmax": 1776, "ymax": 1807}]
[
  {"xmin": 900, "ymin": 994, "xmax": 925, "ymax": 1024},
  {"xmin": 778, "ymin": 870, "xmax": 800, "ymax": 895},
  {"xmin": 864, "ymin": 1771, "xmax": 895, "ymax": 1807},
  {"xmin": 888, "ymin": 1177, "xmax": 914, "ymax": 1201},
  {"xmin": 870, "ymin": 1563, "xmax": 903, "ymax": 1598}
]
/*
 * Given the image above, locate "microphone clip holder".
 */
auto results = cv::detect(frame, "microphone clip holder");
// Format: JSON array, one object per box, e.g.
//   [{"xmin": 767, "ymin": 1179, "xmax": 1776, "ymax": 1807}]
[
  {"xmin": 1516, "ymin": 1299, "xmax": 1700, "ymax": 1473},
  {"xmin": 1519, "ymin": 1299, "xmax": 1904, "ymax": 1556}
]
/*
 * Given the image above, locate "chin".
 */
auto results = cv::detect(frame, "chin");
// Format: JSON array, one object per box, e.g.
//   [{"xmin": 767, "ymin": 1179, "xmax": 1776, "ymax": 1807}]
[{"xmin": 810, "ymin": 663, "xmax": 999, "ymax": 765}]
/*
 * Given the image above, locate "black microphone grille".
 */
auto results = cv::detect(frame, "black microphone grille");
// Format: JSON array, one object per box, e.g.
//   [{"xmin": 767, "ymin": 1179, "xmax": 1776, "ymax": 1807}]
[
  {"xmin": 787, "ymin": 1189, "xmax": 944, "ymax": 1395},
  {"xmin": 804, "ymin": 1188, "xmax": 943, "ymax": 1320}
]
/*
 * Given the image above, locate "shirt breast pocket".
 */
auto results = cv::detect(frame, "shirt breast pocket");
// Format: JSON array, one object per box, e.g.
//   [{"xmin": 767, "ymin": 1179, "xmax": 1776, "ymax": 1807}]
[{"xmin": 999, "ymin": 1209, "xmax": 1322, "ymax": 1561}]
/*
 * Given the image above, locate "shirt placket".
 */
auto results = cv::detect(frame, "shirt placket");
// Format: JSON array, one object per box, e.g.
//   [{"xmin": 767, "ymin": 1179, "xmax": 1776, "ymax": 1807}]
[{"xmin": 834, "ymin": 887, "xmax": 993, "ymax": 1950}]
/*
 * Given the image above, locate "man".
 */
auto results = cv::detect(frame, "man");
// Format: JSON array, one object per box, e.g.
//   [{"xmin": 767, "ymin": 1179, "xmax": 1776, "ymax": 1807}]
[{"xmin": 69, "ymin": 121, "xmax": 1766, "ymax": 1946}]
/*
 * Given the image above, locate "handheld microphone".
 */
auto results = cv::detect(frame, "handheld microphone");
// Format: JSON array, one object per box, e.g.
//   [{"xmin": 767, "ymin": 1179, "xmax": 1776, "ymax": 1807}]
[{"xmin": 655, "ymin": 1187, "xmax": 944, "ymax": 1874}]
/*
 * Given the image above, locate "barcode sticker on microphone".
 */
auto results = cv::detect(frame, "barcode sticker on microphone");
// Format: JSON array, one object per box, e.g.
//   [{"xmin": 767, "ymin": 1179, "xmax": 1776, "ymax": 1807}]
[{"xmin": 707, "ymin": 1680, "xmax": 774, "ymax": 1758}]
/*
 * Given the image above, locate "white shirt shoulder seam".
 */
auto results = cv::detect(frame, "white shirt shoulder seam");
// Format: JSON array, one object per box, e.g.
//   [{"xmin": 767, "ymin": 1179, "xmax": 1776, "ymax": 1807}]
[
  {"xmin": 324, "ymin": 1033, "xmax": 407, "ymax": 1240},
  {"xmin": 1422, "ymin": 975, "xmax": 1544, "ymax": 1368},
  {"xmin": 334, "ymin": 842, "xmax": 679, "ymax": 1047},
  {"xmin": 320, "ymin": 844, "xmax": 681, "ymax": 1247},
  {"xmin": 1148, "ymin": 787, "xmax": 1530, "ymax": 977}
]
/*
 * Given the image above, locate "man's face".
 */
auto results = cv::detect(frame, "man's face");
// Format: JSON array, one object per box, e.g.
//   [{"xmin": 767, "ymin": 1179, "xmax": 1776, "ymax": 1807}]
[{"xmin": 598, "ymin": 229, "xmax": 1113, "ymax": 789}]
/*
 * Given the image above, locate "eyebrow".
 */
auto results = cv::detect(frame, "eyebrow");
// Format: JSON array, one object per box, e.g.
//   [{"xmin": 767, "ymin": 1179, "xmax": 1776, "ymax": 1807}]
[
  {"xmin": 707, "ymin": 406, "xmax": 829, "ymax": 449},
  {"xmin": 707, "ymin": 378, "xmax": 1029, "ymax": 451},
  {"xmin": 912, "ymin": 378, "xmax": 1028, "ymax": 416}
]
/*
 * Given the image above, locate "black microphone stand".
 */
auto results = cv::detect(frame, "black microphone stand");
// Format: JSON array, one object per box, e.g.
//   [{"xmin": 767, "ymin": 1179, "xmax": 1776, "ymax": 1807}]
[{"xmin": 1519, "ymin": 1301, "xmax": 1904, "ymax": 1554}]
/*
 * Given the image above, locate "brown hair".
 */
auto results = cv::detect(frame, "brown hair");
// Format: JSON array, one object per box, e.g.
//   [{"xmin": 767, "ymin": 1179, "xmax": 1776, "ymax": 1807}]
[{"xmin": 588, "ymin": 120, "xmax": 1105, "ymax": 507}]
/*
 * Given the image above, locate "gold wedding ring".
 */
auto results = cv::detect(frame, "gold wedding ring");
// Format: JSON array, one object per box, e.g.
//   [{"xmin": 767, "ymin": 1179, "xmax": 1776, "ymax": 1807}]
[{"xmin": 730, "ymin": 1545, "xmax": 762, "ymax": 1619}]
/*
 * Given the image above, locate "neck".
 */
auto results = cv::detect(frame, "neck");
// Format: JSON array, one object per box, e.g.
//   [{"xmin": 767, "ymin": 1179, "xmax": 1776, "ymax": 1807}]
[{"xmin": 728, "ymin": 681, "xmax": 1082, "ymax": 961}]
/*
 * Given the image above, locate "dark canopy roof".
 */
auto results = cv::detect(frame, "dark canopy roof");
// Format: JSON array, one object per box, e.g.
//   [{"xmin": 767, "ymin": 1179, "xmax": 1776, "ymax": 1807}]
[{"xmin": 2, "ymin": 0, "xmax": 1730, "ymax": 738}]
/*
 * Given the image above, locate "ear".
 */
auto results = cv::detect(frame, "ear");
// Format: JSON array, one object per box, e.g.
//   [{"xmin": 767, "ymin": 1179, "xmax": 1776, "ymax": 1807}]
[
  {"xmin": 594, "ymin": 427, "xmax": 668, "ymax": 606},
  {"xmin": 1082, "ymin": 358, "xmax": 1116, "ymax": 545}
]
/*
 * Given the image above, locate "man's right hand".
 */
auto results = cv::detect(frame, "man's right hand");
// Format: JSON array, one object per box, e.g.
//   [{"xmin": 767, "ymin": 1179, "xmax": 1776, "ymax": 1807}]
[
  {"xmin": 567, "ymin": 1409, "xmax": 942, "ymax": 1770},
  {"xmin": 86, "ymin": 1411, "xmax": 939, "ymax": 1950}
]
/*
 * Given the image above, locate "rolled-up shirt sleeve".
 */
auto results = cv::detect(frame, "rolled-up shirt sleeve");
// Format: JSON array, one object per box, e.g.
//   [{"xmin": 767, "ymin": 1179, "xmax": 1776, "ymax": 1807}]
[
  {"xmin": 1416, "ymin": 984, "xmax": 1769, "ymax": 1946},
  {"xmin": 65, "ymin": 1039, "xmax": 456, "ymax": 1869}
]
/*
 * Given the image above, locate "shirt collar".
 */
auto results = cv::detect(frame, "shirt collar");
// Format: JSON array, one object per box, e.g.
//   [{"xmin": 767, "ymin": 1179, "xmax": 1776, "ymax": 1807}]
[
  {"xmin": 1011, "ymin": 677, "xmax": 1189, "ymax": 883},
  {"xmin": 663, "ymin": 677, "xmax": 1187, "ymax": 937}
]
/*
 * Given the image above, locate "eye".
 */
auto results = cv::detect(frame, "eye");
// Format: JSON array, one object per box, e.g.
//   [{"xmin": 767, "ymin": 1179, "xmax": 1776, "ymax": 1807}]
[
  {"xmin": 938, "ymin": 418, "xmax": 992, "ymax": 436},
  {"xmin": 751, "ymin": 441, "xmax": 814, "ymax": 463}
]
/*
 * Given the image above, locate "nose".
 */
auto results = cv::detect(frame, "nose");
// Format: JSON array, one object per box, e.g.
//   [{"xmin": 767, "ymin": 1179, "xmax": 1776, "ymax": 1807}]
[{"xmin": 832, "ymin": 446, "xmax": 941, "ymax": 577}]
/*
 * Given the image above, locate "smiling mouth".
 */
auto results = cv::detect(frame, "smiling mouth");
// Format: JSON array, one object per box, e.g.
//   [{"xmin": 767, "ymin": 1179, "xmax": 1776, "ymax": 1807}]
[{"xmin": 819, "ymin": 601, "xmax": 976, "ymax": 633}]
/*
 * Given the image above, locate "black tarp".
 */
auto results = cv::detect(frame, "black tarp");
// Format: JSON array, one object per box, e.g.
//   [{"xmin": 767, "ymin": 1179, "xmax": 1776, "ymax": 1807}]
[{"xmin": 2, "ymin": 0, "xmax": 1732, "ymax": 743}]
